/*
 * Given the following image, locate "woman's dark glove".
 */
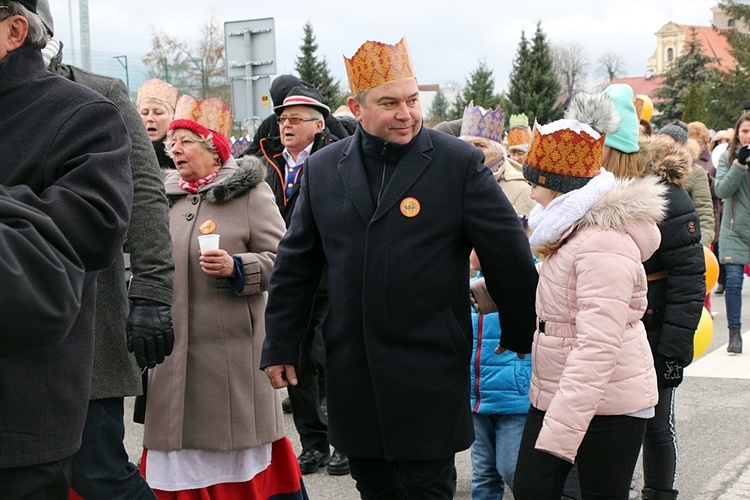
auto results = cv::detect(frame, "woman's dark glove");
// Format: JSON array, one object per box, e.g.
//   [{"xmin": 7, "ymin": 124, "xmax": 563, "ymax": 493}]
[
  {"xmin": 736, "ymin": 145, "xmax": 750, "ymax": 166},
  {"xmin": 654, "ymin": 354, "xmax": 683, "ymax": 389},
  {"xmin": 126, "ymin": 299, "xmax": 174, "ymax": 368}
]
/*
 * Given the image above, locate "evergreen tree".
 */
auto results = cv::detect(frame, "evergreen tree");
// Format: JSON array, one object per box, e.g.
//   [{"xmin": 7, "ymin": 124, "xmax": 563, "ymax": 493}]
[
  {"xmin": 505, "ymin": 22, "xmax": 562, "ymax": 125},
  {"xmin": 653, "ymin": 28, "xmax": 716, "ymax": 128},
  {"xmin": 295, "ymin": 22, "xmax": 345, "ymax": 109},
  {"xmin": 682, "ymin": 82, "xmax": 708, "ymax": 123},
  {"xmin": 427, "ymin": 87, "xmax": 450, "ymax": 126},
  {"xmin": 449, "ymin": 61, "xmax": 502, "ymax": 119}
]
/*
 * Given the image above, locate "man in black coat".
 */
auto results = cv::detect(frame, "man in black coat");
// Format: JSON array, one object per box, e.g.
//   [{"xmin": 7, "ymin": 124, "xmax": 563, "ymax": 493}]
[
  {"xmin": 261, "ymin": 37, "xmax": 537, "ymax": 497},
  {"xmin": 0, "ymin": 1, "xmax": 133, "ymax": 496}
]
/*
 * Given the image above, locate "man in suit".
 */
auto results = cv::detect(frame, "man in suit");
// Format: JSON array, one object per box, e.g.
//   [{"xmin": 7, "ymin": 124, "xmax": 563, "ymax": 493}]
[
  {"xmin": 36, "ymin": 1, "xmax": 175, "ymax": 498},
  {"xmin": 261, "ymin": 36, "xmax": 537, "ymax": 497}
]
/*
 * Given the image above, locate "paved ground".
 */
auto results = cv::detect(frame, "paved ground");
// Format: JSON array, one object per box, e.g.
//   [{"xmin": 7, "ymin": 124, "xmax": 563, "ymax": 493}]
[{"xmin": 123, "ymin": 281, "xmax": 750, "ymax": 499}]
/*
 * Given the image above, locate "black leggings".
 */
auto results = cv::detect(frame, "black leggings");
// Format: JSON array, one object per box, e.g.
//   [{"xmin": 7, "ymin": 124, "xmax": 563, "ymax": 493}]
[
  {"xmin": 514, "ymin": 406, "xmax": 646, "ymax": 500},
  {"xmin": 642, "ymin": 387, "xmax": 678, "ymax": 491}
]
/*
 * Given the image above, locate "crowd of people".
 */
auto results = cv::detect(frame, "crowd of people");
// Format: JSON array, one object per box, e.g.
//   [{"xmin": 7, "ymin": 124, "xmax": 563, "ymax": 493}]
[{"xmin": 1, "ymin": 1, "xmax": 745, "ymax": 499}]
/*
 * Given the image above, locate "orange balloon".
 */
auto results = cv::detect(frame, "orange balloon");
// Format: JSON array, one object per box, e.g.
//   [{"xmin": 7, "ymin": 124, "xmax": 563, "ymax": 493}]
[
  {"xmin": 637, "ymin": 94, "xmax": 654, "ymax": 121},
  {"xmin": 694, "ymin": 307, "xmax": 714, "ymax": 359},
  {"xmin": 704, "ymin": 246, "xmax": 719, "ymax": 292}
]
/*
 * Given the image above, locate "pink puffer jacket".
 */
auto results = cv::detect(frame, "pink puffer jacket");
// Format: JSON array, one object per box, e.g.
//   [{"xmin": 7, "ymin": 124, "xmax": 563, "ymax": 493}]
[{"xmin": 530, "ymin": 176, "xmax": 666, "ymax": 463}]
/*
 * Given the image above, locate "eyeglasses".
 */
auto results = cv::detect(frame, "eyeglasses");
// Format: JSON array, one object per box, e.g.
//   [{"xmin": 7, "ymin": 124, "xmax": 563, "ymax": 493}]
[{"xmin": 276, "ymin": 116, "xmax": 319, "ymax": 125}]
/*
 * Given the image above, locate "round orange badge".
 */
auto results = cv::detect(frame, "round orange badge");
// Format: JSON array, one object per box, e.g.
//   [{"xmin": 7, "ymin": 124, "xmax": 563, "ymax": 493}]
[
  {"xmin": 400, "ymin": 197, "xmax": 421, "ymax": 218},
  {"xmin": 199, "ymin": 220, "xmax": 216, "ymax": 234}
]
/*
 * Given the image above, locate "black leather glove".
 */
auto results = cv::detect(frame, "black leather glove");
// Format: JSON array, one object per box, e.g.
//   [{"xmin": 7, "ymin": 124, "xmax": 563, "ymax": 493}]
[
  {"xmin": 654, "ymin": 354, "xmax": 683, "ymax": 389},
  {"xmin": 126, "ymin": 299, "xmax": 174, "ymax": 369},
  {"xmin": 736, "ymin": 145, "xmax": 750, "ymax": 166}
]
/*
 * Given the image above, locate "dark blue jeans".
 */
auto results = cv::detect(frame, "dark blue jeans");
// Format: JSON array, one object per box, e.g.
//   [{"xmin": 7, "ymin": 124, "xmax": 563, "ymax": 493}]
[
  {"xmin": 71, "ymin": 397, "xmax": 155, "ymax": 500},
  {"xmin": 724, "ymin": 263, "xmax": 744, "ymax": 329}
]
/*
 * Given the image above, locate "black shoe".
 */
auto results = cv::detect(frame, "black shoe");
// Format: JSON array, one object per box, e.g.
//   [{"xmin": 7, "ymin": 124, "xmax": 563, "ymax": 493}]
[
  {"xmin": 327, "ymin": 449, "xmax": 350, "ymax": 476},
  {"xmin": 715, "ymin": 283, "xmax": 725, "ymax": 295},
  {"xmin": 282, "ymin": 397, "xmax": 292, "ymax": 414},
  {"xmin": 297, "ymin": 449, "xmax": 330, "ymax": 474}
]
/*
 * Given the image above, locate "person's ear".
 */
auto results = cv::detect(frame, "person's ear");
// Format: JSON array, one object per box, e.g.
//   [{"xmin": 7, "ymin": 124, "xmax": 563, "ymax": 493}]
[
  {"xmin": 5, "ymin": 15, "xmax": 29, "ymax": 52},
  {"xmin": 348, "ymin": 97, "xmax": 362, "ymax": 122}
]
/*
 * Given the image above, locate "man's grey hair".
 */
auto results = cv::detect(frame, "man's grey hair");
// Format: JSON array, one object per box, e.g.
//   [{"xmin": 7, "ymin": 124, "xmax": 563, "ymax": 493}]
[
  {"xmin": 353, "ymin": 89, "xmax": 370, "ymax": 105},
  {"xmin": 307, "ymin": 109, "xmax": 324, "ymax": 121},
  {"xmin": 0, "ymin": 1, "xmax": 47, "ymax": 50}
]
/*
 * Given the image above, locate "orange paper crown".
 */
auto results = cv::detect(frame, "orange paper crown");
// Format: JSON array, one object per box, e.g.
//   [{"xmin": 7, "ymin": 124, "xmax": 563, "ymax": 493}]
[
  {"xmin": 173, "ymin": 95, "xmax": 232, "ymax": 140},
  {"xmin": 507, "ymin": 127, "xmax": 532, "ymax": 149},
  {"xmin": 344, "ymin": 36, "xmax": 416, "ymax": 95},
  {"xmin": 137, "ymin": 78, "xmax": 179, "ymax": 110},
  {"xmin": 522, "ymin": 119, "xmax": 604, "ymax": 193}
]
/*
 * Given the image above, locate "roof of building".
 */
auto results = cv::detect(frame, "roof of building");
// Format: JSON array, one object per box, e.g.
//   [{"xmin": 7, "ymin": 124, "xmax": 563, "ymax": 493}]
[
  {"xmin": 677, "ymin": 24, "xmax": 735, "ymax": 71},
  {"xmin": 609, "ymin": 75, "xmax": 666, "ymax": 99}
]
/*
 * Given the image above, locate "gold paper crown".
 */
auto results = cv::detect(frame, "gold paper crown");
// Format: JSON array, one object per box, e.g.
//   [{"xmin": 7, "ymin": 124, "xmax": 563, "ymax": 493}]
[
  {"xmin": 460, "ymin": 102, "xmax": 505, "ymax": 143},
  {"xmin": 173, "ymin": 95, "xmax": 233, "ymax": 139},
  {"xmin": 344, "ymin": 36, "xmax": 416, "ymax": 95},
  {"xmin": 137, "ymin": 78, "xmax": 178, "ymax": 110},
  {"xmin": 507, "ymin": 127, "xmax": 532, "ymax": 149},
  {"xmin": 523, "ymin": 120, "xmax": 604, "ymax": 193}
]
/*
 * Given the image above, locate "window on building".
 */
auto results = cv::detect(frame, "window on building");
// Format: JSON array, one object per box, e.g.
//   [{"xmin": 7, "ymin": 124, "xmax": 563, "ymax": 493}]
[
  {"xmin": 667, "ymin": 47, "xmax": 674, "ymax": 62},
  {"xmin": 729, "ymin": 18, "xmax": 736, "ymax": 28}
]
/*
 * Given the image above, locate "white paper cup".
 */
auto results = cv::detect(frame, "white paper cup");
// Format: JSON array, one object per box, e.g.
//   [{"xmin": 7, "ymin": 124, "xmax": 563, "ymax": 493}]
[{"xmin": 198, "ymin": 234, "xmax": 220, "ymax": 253}]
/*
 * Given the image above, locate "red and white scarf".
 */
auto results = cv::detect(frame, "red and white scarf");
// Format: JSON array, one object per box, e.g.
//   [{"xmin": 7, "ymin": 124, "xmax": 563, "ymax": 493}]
[{"xmin": 179, "ymin": 171, "xmax": 219, "ymax": 194}]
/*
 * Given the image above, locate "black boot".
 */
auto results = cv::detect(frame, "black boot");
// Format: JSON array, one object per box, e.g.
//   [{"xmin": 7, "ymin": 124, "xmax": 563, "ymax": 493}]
[
  {"xmin": 728, "ymin": 327, "xmax": 743, "ymax": 353},
  {"xmin": 642, "ymin": 488, "xmax": 678, "ymax": 499}
]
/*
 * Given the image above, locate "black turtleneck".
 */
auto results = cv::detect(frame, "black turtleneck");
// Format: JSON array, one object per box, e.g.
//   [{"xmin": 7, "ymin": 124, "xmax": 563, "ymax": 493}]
[{"xmin": 359, "ymin": 126, "xmax": 414, "ymax": 207}]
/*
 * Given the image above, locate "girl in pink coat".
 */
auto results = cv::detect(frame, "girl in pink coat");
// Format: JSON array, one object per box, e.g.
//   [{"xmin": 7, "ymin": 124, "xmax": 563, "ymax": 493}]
[{"xmin": 512, "ymin": 115, "xmax": 667, "ymax": 500}]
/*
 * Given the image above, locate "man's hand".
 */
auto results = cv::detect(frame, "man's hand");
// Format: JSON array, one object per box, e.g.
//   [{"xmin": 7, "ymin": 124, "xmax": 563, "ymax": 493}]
[
  {"xmin": 264, "ymin": 364, "xmax": 298, "ymax": 389},
  {"xmin": 126, "ymin": 299, "xmax": 174, "ymax": 369},
  {"xmin": 737, "ymin": 145, "xmax": 750, "ymax": 166}
]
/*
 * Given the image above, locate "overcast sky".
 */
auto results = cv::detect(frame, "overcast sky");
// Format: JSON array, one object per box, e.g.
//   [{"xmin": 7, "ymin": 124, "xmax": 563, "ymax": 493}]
[{"xmin": 46, "ymin": 0, "xmax": 719, "ymax": 93}]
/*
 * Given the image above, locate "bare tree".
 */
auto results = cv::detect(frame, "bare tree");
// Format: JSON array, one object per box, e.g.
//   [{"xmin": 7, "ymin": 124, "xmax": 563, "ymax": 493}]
[
  {"xmin": 552, "ymin": 42, "xmax": 590, "ymax": 96},
  {"xmin": 142, "ymin": 12, "xmax": 229, "ymax": 105},
  {"xmin": 597, "ymin": 51, "xmax": 625, "ymax": 85}
]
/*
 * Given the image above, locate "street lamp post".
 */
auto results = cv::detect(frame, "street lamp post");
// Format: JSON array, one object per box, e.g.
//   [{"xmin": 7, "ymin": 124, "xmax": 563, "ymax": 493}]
[{"xmin": 114, "ymin": 55, "xmax": 129, "ymax": 94}]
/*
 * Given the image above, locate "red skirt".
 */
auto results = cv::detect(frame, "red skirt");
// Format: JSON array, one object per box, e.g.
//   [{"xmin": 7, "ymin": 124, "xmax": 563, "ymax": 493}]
[{"xmin": 71, "ymin": 437, "xmax": 308, "ymax": 500}]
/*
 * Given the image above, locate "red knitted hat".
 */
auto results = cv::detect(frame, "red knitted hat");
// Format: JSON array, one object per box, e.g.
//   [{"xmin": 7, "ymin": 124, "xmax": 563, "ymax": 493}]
[{"xmin": 169, "ymin": 96, "xmax": 232, "ymax": 163}]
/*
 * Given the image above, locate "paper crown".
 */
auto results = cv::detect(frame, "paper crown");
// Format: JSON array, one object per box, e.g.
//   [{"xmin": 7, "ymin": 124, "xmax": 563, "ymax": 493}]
[
  {"xmin": 522, "ymin": 119, "xmax": 604, "ymax": 193},
  {"xmin": 509, "ymin": 113, "xmax": 529, "ymax": 129},
  {"xmin": 170, "ymin": 95, "xmax": 233, "ymax": 163},
  {"xmin": 137, "ymin": 78, "xmax": 179, "ymax": 111},
  {"xmin": 344, "ymin": 36, "xmax": 416, "ymax": 95},
  {"xmin": 507, "ymin": 127, "xmax": 532, "ymax": 150},
  {"xmin": 459, "ymin": 102, "xmax": 505, "ymax": 144}
]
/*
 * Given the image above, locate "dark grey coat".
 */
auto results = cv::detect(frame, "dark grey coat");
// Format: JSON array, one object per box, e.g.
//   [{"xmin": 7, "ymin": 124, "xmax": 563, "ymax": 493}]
[{"xmin": 50, "ymin": 51, "xmax": 174, "ymax": 400}]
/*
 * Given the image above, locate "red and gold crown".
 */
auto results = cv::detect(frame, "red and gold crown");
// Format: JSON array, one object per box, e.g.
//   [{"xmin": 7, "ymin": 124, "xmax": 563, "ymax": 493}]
[
  {"xmin": 344, "ymin": 36, "xmax": 416, "ymax": 95},
  {"xmin": 137, "ymin": 78, "xmax": 179, "ymax": 111},
  {"xmin": 170, "ymin": 95, "xmax": 233, "ymax": 163},
  {"xmin": 459, "ymin": 102, "xmax": 505, "ymax": 143},
  {"xmin": 522, "ymin": 119, "xmax": 604, "ymax": 193}
]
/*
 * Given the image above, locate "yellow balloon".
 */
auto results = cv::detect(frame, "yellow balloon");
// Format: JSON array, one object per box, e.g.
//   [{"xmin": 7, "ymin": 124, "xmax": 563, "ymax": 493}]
[
  {"xmin": 694, "ymin": 307, "xmax": 714, "ymax": 359},
  {"xmin": 704, "ymin": 246, "xmax": 719, "ymax": 292},
  {"xmin": 637, "ymin": 94, "xmax": 654, "ymax": 122}
]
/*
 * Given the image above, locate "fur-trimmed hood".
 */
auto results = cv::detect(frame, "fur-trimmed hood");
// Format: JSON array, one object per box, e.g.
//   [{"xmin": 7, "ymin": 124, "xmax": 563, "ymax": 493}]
[
  {"xmin": 164, "ymin": 155, "xmax": 266, "ymax": 205},
  {"xmin": 578, "ymin": 175, "xmax": 668, "ymax": 232},
  {"xmin": 640, "ymin": 135, "xmax": 693, "ymax": 187}
]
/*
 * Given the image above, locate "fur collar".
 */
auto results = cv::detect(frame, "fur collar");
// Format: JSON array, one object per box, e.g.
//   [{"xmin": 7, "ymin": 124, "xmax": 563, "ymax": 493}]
[
  {"xmin": 642, "ymin": 142, "xmax": 693, "ymax": 187},
  {"xmin": 165, "ymin": 156, "xmax": 266, "ymax": 205},
  {"xmin": 578, "ymin": 175, "xmax": 668, "ymax": 231}
]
